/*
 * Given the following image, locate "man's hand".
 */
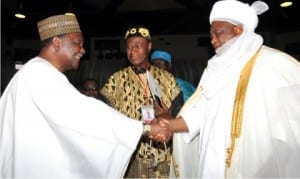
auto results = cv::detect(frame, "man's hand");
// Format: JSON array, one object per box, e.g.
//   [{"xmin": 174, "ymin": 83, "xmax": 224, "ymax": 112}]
[{"xmin": 147, "ymin": 118, "xmax": 173, "ymax": 142}]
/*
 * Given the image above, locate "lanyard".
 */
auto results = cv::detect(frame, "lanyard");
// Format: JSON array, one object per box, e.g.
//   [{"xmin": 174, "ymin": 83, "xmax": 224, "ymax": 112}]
[{"xmin": 137, "ymin": 73, "xmax": 151, "ymax": 104}]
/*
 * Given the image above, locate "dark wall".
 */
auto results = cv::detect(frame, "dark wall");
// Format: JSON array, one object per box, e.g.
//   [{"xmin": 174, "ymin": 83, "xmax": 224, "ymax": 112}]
[{"xmin": 65, "ymin": 58, "xmax": 205, "ymax": 90}]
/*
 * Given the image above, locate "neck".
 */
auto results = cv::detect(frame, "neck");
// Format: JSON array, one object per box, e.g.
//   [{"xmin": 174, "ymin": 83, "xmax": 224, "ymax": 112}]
[
  {"xmin": 38, "ymin": 50, "xmax": 65, "ymax": 72},
  {"xmin": 132, "ymin": 65, "xmax": 151, "ymax": 74},
  {"xmin": 133, "ymin": 62, "xmax": 151, "ymax": 70},
  {"xmin": 135, "ymin": 61, "xmax": 151, "ymax": 69}
]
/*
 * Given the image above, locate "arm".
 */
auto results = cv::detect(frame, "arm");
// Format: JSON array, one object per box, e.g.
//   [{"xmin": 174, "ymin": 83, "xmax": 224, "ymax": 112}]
[
  {"xmin": 153, "ymin": 98, "xmax": 188, "ymax": 132},
  {"xmin": 168, "ymin": 116, "xmax": 189, "ymax": 133},
  {"xmin": 153, "ymin": 91, "xmax": 184, "ymax": 118},
  {"xmin": 153, "ymin": 98, "xmax": 188, "ymax": 138},
  {"xmin": 170, "ymin": 91, "xmax": 184, "ymax": 117}
]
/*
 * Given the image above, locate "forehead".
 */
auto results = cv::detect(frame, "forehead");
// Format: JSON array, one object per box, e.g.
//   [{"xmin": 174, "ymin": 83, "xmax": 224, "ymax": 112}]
[
  {"xmin": 84, "ymin": 80, "xmax": 96, "ymax": 86},
  {"xmin": 210, "ymin": 21, "xmax": 235, "ymax": 31},
  {"xmin": 65, "ymin": 32, "xmax": 84, "ymax": 41},
  {"xmin": 126, "ymin": 36, "xmax": 149, "ymax": 44},
  {"xmin": 153, "ymin": 59, "xmax": 167, "ymax": 63}
]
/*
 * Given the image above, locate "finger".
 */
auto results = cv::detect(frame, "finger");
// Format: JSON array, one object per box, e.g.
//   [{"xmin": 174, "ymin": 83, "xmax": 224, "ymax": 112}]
[{"xmin": 158, "ymin": 119, "xmax": 170, "ymax": 126}]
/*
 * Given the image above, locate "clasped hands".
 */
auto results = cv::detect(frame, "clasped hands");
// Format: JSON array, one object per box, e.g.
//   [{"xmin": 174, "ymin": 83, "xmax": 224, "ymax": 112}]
[{"xmin": 145, "ymin": 100, "xmax": 174, "ymax": 142}]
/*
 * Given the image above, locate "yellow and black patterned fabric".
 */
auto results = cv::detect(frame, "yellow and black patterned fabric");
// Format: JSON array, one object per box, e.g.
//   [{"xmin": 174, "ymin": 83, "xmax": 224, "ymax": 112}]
[{"xmin": 100, "ymin": 65, "xmax": 183, "ymax": 178}]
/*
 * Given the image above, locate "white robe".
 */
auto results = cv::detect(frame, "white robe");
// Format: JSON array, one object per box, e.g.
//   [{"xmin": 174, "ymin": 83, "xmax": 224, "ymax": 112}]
[
  {"xmin": 171, "ymin": 34, "xmax": 300, "ymax": 178},
  {"xmin": 0, "ymin": 57, "xmax": 143, "ymax": 178}
]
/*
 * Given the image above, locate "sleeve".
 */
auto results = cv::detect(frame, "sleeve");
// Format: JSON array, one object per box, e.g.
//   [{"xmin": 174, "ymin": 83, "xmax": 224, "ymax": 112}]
[
  {"xmin": 97, "ymin": 92, "xmax": 111, "ymax": 106},
  {"xmin": 23, "ymin": 63, "xmax": 142, "ymax": 149},
  {"xmin": 9, "ymin": 61, "xmax": 143, "ymax": 177},
  {"xmin": 100, "ymin": 73, "xmax": 118, "ymax": 107},
  {"xmin": 170, "ymin": 91, "xmax": 184, "ymax": 117},
  {"xmin": 158, "ymin": 69, "xmax": 184, "ymax": 117}
]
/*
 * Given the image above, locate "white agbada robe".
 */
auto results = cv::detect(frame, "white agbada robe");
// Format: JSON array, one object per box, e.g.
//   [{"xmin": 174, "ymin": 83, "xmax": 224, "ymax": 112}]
[
  {"xmin": 170, "ymin": 31, "xmax": 300, "ymax": 178},
  {"xmin": 0, "ymin": 57, "xmax": 143, "ymax": 178}
]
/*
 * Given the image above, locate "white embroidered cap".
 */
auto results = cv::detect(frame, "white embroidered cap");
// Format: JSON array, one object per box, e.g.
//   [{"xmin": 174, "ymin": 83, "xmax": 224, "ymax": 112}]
[{"xmin": 209, "ymin": 0, "xmax": 269, "ymax": 32}]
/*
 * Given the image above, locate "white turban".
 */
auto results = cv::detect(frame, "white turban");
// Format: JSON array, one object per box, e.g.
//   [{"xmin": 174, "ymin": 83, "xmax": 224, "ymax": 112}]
[{"xmin": 209, "ymin": 0, "xmax": 269, "ymax": 32}]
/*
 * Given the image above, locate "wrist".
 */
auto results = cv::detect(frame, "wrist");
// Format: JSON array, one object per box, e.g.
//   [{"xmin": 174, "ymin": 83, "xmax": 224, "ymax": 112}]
[{"xmin": 142, "ymin": 124, "xmax": 151, "ymax": 135}]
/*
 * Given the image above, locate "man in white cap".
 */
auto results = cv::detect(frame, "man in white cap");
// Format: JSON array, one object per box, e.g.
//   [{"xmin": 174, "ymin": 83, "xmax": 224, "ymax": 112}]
[
  {"xmin": 155, "ymin": 0, "xmax": 300, "ymax": 178},
  {"xmin": 0, "ymin": 14, "xmax": 169, "ymax": 178}
]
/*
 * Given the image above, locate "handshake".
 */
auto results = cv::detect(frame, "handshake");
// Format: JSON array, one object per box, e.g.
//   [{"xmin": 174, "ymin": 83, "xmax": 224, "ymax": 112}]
[
  {"xmin": 144, "ymin": 117, "xmax": 173, "ymax": 143},
  {"xmin": 142, "ymin": 100, "xmax": 179, "ymax": 143}
]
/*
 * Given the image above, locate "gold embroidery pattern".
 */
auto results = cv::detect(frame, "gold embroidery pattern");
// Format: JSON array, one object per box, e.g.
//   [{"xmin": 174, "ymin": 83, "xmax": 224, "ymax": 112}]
[
  {"xmin": 226, "ymin": 47, "xmax": 262, "ymax": 168},
  {"xmin": 138, "ymin": 142, "xmax": 170, "ymax": 168},
  {"xmin": 100, "ymin": 65, "xmax": 181, "ymax": 177},
  {"xmin": 101, "ymin": 66, "xmax": 180, "ymax": 120}
]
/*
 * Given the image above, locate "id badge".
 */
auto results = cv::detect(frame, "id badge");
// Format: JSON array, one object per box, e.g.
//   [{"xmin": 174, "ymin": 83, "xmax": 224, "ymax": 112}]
[{"xmin": 141, "ymin": 105, "xmax": 155, "ymax": 123}]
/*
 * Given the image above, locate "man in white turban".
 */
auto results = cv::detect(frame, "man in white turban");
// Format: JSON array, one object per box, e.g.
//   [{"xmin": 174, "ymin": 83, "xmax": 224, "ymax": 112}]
[{"xmin": 156, "ymin": 0, "xmax": 300, "ymax": 178}]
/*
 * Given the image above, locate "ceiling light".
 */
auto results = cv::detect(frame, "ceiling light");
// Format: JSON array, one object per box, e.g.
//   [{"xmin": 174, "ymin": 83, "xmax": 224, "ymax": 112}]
[
  {"xmin": 65, "ymin": 1, "xmax": 75, "ymax": 16},
  {"xmin": 14, "ymin": 1, "xmax": 26, "ymax": 19},
  {"xmin": 280, "ymin": 0, "xmax": 293, "ymax": 7},
  {"xmin": 15, "ymin": 12, "xmax": 26, "ymax": 19},
  {"xmin": 65, "ymin": 12, "xmax": 75, "ymax": 16}
]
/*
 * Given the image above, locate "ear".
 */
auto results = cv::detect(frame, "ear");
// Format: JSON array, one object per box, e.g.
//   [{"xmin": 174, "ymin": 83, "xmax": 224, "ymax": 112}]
[
  {"xmin": 52, "ymin": 36, "xmax": 62, "ymax": 51},
  {"xmin": 234, "ymin": 24, "xmax": 243, "ymax": 35},
  {"xmin": 168, "ymin": 63, "xmax": 173, "ymax": 70},
  {"xmin": 148, "ymin": 41, "xmax": 152, "ymax": 52}
]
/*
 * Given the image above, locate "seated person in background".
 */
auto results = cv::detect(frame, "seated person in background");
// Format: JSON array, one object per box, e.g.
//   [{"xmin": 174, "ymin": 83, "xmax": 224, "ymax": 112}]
[
  {"xmin": 151, "ymin": 50, "xmax": 196, "ymax": 102},
  {"xmin": 82, "ymin": 78, "xmax": 100, "ymax": 98},
  {"xmin": 81, "ymin": 78, "xmax": 110, "ymax": 105}
]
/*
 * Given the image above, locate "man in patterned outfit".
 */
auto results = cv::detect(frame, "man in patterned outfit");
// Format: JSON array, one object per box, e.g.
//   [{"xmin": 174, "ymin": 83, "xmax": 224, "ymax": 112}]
[{"xmin": 100, "ymin": 25, "xmax": 183, "ymax": 178}]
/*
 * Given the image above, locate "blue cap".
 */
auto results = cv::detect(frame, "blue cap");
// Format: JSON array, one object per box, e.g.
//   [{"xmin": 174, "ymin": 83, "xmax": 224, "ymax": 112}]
[{"xmin": 150, "ymin": 50, "xmax": 172, "ymax": 63}]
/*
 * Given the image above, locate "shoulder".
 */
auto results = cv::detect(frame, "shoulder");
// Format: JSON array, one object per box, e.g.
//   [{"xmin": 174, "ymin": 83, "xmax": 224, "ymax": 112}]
[
  {"xmin": 257, "ymin": 46, "xmax": 300, "ymax": 70},
  {"xmin": 23, "ymin": 57, "xmax": 48, "ymax": 70},
  {"xmin": 108, "ymin": 66, "xmax": 132, "ymax": 78},
  {"xmin": 22, "ymin": 57, "xmax": 59, "ymax": 78},
  {"xmin": 260, "ymin": 46, "xmax": 299, "ymax": 64},
  {"xmin": 176, "ymin": 77, "xmax": 195, "ymax": 89},
  {"xmin": 254, "ymin": 46, "xmax": 300, "ymax": 82},
  {"xmin": 152, "ymin": 65, "xmax": 176, "ymax": 81},
  {"xmin": 176, "ymin": 77, "xmax": 191, "ymax": 85},
  {"xmin": 151, "ymin": 66, "xmax": 181, "ymax": 96}
]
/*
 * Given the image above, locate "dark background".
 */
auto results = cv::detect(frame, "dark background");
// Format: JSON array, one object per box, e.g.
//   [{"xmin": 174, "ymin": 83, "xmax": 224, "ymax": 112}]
[
  {"xmin": 1, "ymin": 0, "xmax": 300, "ymax": 93},
  {"xmin": 2, "ymin": 0, "xmax": 300, "ymax": 39}
]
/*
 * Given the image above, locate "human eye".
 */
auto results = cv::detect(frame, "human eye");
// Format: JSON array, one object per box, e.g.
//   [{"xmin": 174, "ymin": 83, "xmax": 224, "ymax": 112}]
[
  {"xmin": 215, "ymin": 29, "xmax": 224, "ymax": 36},
  {"xmin": 136, "ymin": 44, "xmax": 143, "ymax": 49},
  {"xmin": 127, "ymin": 44, "xmax": 142, "ymax": 50},
  {"xmin": 73, "ymin": 40, "xmax": 82, "ymax": 45},
  {"xmin": 127, "ymin": 46, "xmax": 133, "ymax": 51}
]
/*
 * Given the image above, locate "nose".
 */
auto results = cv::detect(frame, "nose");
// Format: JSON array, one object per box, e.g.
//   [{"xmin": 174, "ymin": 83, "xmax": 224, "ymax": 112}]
[
  {"xmin": 81, "ymin": 46, "xmax": 86, "ymax": 54},
  {"xmin": 210, "ymin": 36, "xmax": 218, "ymax": 49},
  {"xmin": 210, "ymin": 36, "xmax": 216, "ymax": 46},
  {"xmin": 127, "ymin": 48, "xmax": 134, "ymax": 56}
]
